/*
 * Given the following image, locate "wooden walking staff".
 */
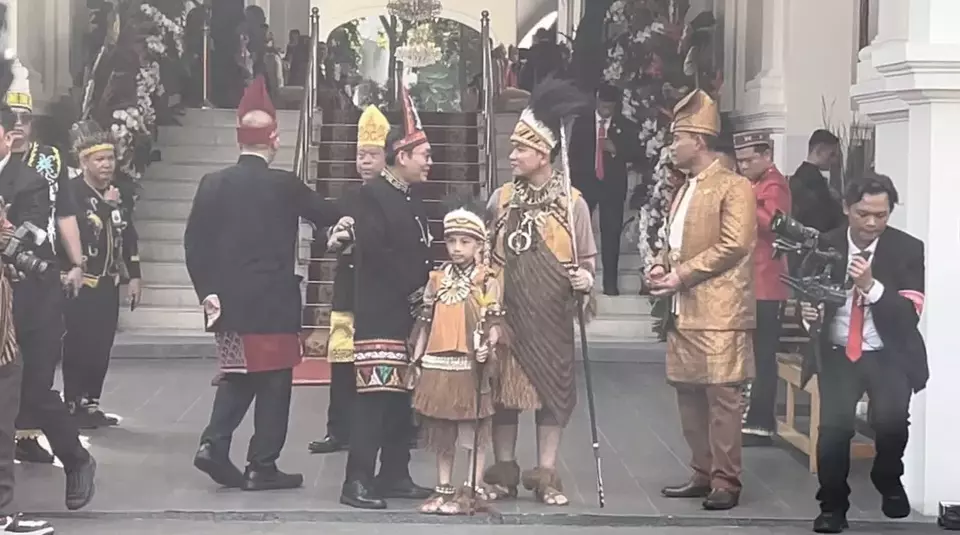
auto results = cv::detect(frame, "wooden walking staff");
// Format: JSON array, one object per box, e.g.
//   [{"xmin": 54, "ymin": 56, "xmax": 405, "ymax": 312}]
[{"xmin": 559, "ymin": 119, "xmax": 605, "ymax": 508}]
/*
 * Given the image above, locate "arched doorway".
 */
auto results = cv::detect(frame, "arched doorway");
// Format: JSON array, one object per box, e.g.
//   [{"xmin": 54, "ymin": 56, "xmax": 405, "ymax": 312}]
[{"xmin": 323, "ymin": 16, "xmax": 482, "ymax": 112}]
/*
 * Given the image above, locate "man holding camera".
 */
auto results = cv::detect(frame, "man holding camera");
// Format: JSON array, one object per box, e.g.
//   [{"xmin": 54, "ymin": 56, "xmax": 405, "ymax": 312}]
[
  {"xmin": 798, "ymin": 174, "xmax": 926, "ymax": 533},
  {"xmin": 0, "ymin": 102, "xmax": 96, "ymax": 512},
  {"xmin": 645, "ymin": 89, "xmax": 757, "ymax": 511},
  {"xmin": 733, "ymin": 131, "xmax": 791, "ymax": 447}
]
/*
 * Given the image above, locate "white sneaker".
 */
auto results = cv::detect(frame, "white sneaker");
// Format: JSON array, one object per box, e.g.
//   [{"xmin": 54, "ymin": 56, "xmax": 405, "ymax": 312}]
[{"xmin": 0, "ymin": 514, "xmax": 54, "ymax": 535}]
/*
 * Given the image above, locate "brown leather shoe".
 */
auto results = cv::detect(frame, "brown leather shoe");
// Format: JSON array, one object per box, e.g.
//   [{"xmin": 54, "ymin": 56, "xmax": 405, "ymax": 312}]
[
  {"xmin": 703, "ymin": 488, "xmax": 740, "ymax": 510},
  {"xmin": 661, "ymin": 479, "xmax": 711, "ymax": 498}
]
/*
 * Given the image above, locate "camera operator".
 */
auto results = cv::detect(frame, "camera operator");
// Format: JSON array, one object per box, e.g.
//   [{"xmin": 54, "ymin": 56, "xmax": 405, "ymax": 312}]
[
  {"xmin": 0, "ymin": 105, "xmax": 96, "ymax": 511},
  {"xmin": 798, "ymin": 174, "xmax": 926, "ymax": 533}
]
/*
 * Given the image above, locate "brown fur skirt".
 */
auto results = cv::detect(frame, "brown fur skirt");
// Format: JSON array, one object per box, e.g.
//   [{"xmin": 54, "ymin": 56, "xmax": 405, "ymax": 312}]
[
  {"xmin": 494, "ymin": 350, "xmax": 541, "ymax": 411},
  {"xmin": 414, "ymin": 367, "xmax": 495, "ymax": 455}
]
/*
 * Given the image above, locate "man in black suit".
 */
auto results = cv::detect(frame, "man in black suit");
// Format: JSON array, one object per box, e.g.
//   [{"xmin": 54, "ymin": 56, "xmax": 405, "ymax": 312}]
[
  {"xmin": 790, "ymin": 129, "xmax": 844, "ymax": 234},
  {"xmin": 799, "ymin": 173, "xmax": 926, "ymax": 533},
  {"xmin": 569, "ymin": 84, "xmax": 635, "ymax": 295}
]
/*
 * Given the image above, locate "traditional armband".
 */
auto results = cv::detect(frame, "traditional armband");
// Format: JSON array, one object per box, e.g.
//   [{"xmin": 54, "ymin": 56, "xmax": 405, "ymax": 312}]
[{"xmin": 485, "ymin": 306, "xmax": 506, "ymax": 319}]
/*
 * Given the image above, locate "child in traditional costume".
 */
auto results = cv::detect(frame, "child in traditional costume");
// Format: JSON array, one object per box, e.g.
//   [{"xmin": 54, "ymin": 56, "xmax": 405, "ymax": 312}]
[{"xmin": 409, "ymin": 199, "xmax": 505, "ymax": 515}]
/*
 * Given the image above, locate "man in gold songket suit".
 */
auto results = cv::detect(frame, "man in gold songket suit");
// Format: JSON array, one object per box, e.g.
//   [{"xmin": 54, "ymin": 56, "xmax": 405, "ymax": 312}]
[
  {"xmin": 645, "ymin": 89, "xmax": 757, "ymax": 511},
  {"xmin": 482, "ymin": 78, "xmax": 596, "ymax": 507}
]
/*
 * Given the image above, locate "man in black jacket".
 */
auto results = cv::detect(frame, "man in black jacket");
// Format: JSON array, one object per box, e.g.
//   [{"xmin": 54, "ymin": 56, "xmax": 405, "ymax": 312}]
[
  {"xmin": 185, "ymin": 77, "xmax": 343, "ymax": 491},
  {"xmin": 790, "ymin": 129, "xmax": 844, "ymax": 234},
  {"xmin": 800, "ymin": 173, "xmax": 926, "ymax": 533},
  {"xmin": 569, "ymin": 84, "xmax": 636, "ymax": 295},
  {"xmin": 0, "ymin": 105, "xmax": 96, "ymax": 512}
]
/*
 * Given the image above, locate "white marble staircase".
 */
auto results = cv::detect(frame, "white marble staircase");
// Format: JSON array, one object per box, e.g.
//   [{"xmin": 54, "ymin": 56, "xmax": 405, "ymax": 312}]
[{"xmin": 117, "ymin": 108, "xmax": 300, "ymax": 335}]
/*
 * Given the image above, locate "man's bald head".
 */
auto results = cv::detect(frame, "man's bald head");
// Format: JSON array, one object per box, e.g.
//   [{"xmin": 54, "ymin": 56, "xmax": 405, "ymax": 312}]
[
  {"xmin": 240, "ymin": 110, "xmax": 275, "ymax": 128},
  {"xmin": 238, "ymin": 110, "xmax": 279, "ymax": 157}
]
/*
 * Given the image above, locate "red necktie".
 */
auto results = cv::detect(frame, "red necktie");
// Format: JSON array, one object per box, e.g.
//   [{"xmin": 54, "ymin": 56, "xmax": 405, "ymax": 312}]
[
  {"xmin": 846, "ymin": 290, "xmax": 864, "ymax": 362},
  {"xmin": 595, "ymin": 123, "xmax": 606, "ymax": 180}
]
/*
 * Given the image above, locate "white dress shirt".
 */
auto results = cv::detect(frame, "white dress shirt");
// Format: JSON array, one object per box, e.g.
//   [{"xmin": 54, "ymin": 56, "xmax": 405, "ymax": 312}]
[
  {"xmin": 0, "ymin": 152, "xmax": 11, "ymax": 178},
  {"xmin": 829, "ymin": 229, "xmax": 886, "ymax": 350}
]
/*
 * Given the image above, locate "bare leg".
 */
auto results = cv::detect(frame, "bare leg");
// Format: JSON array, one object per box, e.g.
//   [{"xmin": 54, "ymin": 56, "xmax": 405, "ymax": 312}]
[
  {"xmin": 491, "ymin": 422, "xmax": 517, "ymax": 463},
  {"xmin": 524, "ymin": 423, "xmax": 568, "ymax": 506},
  {"xmin": 437, "ymin": 449, "xmax": 455, "ymax": 487},
  {"xmin": 536, "ymin": 424, "xmax": 562, "ymax": 469},
  {"xmin": 484, "ymin": 411, "xmax": 521, "ymax": 500},
  {"xmin": 419, "ymin": 422, "xmax": 457, "ymax": 514}
]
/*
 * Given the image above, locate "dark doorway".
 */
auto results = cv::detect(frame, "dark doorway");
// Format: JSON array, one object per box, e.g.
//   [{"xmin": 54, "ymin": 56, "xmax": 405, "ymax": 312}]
[{"xmin": 210, "ymin": 0, "xmax": 246, "ymax": 107}]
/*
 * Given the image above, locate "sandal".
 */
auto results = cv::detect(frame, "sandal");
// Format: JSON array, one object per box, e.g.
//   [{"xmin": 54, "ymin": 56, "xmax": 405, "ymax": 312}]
[
  {"xmin": 418, "ymin": 486, "xmax": 456, "ymax": 514},
  {"xmin": 522, "ymin": 467, "xmax": 570, "ymax": 507},
  {"xmin": 437, "ymin": 485, "xmax": 494, "ymax": 515},
  {"xmin": 482, "ymin": 461, "xmax": 520, "ymax": 501}
]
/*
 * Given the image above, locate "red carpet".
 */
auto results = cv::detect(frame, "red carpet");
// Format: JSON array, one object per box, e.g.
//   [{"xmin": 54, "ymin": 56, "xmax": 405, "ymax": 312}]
[{"xmin": 293, "ymin": 357, "xmax": 331, "ymax": 385}]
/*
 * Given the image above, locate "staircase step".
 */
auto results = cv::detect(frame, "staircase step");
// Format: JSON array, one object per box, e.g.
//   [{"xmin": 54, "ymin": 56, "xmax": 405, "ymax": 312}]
[
  {"xmin": 137, "ymin": 200, "xmax": 193, "ymax": 221},
  {"xmin": 139, "ymin": 240, "xmax": 185, "ymax": 263},
  {"xmin": 138, "ymin": 284, "xmax": 199, "ymax": 308},
  {"xmin": 176, "ymin": 108, "xmax": 300, "ymax": 129},
  {"xmin": 595, "ymin": 294, "xmax": 653, "ymax": 316},
  {"xmin": 577, "ymin": 315, "xmax": 658, "ymax": 341},
  {"xmin": 138, "ymin": 179, "xmax": 200, "ymax": 201},
  {"xmin": 322, "ymin": 109, "xmax": 479, "ymax": 126},
  {"xmin": 160, "ymin": 145, "xmax": 296, "ymax": 165},
  {"xmin": 141, "ymin": 261, "xmax": 191, "ymax": 286},
  {"xmin": 138, "ymin": 220, "xmax": 186, "ymax": 241},
  {"xmin": 158, "ymin": 123, "xmax": 297, "ymax": 146},
  {"xmin": 118, "ymin": 305, "xmax": 204, "ymax": 332}
]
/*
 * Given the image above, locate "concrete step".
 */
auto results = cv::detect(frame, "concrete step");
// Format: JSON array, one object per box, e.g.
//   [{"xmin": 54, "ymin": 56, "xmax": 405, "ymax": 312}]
[
  {"xmin": 594, "ymin": 294, "xmax": 652, "ymax": 316},
  {"xmin": 160, "ymin": 145, "xmax": 296, "ymax": 165},
  {"xmin": 138, "ymin": 284, "xmax": 199, "ymax": 308},
  {"xmin": 176, "ymin": 108, "xmax": 300, "ymax": 129},
  {"xmin": 136, "ymin": 199, "xmax": 193, "ymax": 221},
  {"xmin": 139, "ymin": 240, "xmax": 185, "ymax": 263},
  {"xmin": 138, "ymin": 220, "xmax": 186, "ymax": 242},
  {"xmin": 138, "ymin": 179, "xmax": 200, "ymax": 201},
  {"xmin": 141, "ymin": 261, "xmax": 191, "ymax": 286},
  {"xmin": 577, "ymin": 314, "xmax": 658, "ymax": 341},
  {"xmin": 594, "ymin": 270, "xmax": 643, "ymax": 294},
  {"xmin": 118, "ymin": 305, "xmax": 205, "ymax": 332},
  {"xmin": 158, "ymin": 123, "xmax": 295, "ymax": 146}
]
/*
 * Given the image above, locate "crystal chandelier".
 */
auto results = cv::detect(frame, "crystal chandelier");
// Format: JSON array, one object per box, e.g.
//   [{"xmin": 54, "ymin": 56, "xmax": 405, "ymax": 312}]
[
  {"xmin": 396, "ymin": 42, "xmax": 442, "ymax": 68},
  {"xmin": 386, "ymin": 0, "xmax": 443, "ymax": 22}
]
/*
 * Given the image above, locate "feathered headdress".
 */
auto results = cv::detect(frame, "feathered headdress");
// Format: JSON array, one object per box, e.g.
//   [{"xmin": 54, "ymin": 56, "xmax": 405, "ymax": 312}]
[
  {"xmin": 236, "ymin": 75, "xmax": 278, "ymax": 146},
  {"xmin": 510, "ymin": 77, "xmax": 590, "ymax": 155},
  {"xmin": 441, "ymin": 192, "xmax": 487, "ymax": 242},
  {"xmin": 5, "ymin": 58, "xmax": 30, "ymax": 112},
  {"xmin": 70, "ymin": 119, "xmax": 115, "ymax": 159}
]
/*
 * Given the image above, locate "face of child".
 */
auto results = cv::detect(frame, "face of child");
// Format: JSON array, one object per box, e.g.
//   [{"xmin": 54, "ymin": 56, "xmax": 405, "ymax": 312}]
[{"xmin": 445, "ymin": 233, "xmax": 481, "ymax": 266}]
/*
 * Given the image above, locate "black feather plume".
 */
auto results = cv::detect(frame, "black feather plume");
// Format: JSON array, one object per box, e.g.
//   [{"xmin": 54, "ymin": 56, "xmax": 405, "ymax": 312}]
[{"xmin": 527, "ymin": 76, "xmax": 592, "ymax": 141}]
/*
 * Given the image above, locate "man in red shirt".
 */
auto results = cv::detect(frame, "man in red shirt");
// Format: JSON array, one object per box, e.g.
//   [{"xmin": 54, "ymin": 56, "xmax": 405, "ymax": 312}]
[{"xmin": 733, "ymin": 131, "xmax": 791, "ymax": 447}]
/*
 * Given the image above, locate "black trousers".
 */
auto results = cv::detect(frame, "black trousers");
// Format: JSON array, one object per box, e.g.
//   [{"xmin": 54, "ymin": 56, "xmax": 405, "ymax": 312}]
[
  {"xmin": 0, "ymin": 359, "xmax": 21, "ymax": 515},
  {"xmin": 743, "ymin": 300, "xmax": 783, "ymax": 434},
  {"xmin": 326, "ymin": 362, "xmax": 356, "ymax": 441},
  {"xmin": 585, "ymin": 180, "xmax": 626, "ymax": 292},
  {"xmin": 816, "ymin": 346, "xmax": 912, "ymax": 513},
  {"xmin": 344, "ymin": 391, "xmax": 414, "ymax": 487},
  {"xmin": 200, "ymin": 368, "xmax": 293, "ymax": 469},
  {"xmin": 62, "ymin": 279, "xmax": 120, "ymax": 403},
  {"xmin": 13, "ymin": 274, "xmax": 88, "ymax": 470}
]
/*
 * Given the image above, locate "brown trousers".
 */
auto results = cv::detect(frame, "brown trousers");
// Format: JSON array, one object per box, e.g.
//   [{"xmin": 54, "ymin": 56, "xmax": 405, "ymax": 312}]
[{"xmin": 675, "ymin": 383, "xmax": 744, "ymax": 491}]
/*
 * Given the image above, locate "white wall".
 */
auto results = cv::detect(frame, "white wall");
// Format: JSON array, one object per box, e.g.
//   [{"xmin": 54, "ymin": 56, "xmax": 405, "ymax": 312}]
[
  {"xmin": 8, "ymin": 0, "xmax": 84, "ymax": 111},
  {"xmin": 311, "ymin": 0, "xmax": 517, "ymax": 45}
]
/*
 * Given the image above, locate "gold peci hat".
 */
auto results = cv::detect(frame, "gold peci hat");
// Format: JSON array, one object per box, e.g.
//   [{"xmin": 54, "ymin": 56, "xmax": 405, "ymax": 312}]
[
  {"xmin": 671, "ymin": 89, "xmax": 720, "ymax": 137},
  {"xmin": 357, "ymin": 105, "xmax": 390, "ymax": 148}
]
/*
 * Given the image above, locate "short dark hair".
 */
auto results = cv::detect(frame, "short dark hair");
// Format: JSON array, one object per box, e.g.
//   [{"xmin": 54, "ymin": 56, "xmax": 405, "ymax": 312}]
[
  {"xmin": 597, "ymin": 84, "xmax": 620, "ymax": 104},
  {"xmin": 843, "ymin": 172, "xmax": 899, "ymax": 209},
  {"xmin": 0, "ymin": 105, "xmax": 15, "ymax": 133},
  {"xmin": 713, "ymin": 134, "xmax": 736, "ymax": 159},
  {"xmin": 701, "ymin": 134, "xmax": 722, "ymax": 153},
  {"xmin": 808, "ymin": 129, "xmax": 839, "ymax": 151},
  {"xmin": 384, "ymin": 127, "xmax": 411, "ymax": 166}
]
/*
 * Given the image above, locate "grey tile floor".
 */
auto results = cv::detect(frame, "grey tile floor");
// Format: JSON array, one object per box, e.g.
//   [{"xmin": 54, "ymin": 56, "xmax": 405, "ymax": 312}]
[{"xmin": 9, "ymin": 360, "xmax": 930, "ymax": 529}]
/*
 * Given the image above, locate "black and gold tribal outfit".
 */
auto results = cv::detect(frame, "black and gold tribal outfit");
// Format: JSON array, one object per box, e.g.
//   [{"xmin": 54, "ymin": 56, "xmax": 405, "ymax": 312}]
[{"xmin": 61, "ymin": 173, "xmax": 140, "ymax": 415}]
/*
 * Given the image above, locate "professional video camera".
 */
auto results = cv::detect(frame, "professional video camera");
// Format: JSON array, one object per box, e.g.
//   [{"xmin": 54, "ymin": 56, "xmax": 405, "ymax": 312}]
[
  {"xmin": 2, "ymin": 221, "xmax": 50, "ymax": 275},
  {"xmin": 770, "ymin": 210, "xmax": 846, "ymax": 306}
]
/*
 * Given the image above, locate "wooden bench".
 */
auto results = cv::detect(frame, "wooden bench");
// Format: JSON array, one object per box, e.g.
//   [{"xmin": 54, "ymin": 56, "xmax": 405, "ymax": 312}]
[{"xmin": 775, "ymin": 301, "xmax": 876, "ymax": 473}]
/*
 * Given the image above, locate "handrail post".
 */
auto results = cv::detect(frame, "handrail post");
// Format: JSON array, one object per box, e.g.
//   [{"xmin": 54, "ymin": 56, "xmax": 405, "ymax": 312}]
[
  {"xmin": 201, "ymin": 8, "xmax": 212, "ymax": 109},
  {"xmin": 479, "ymin": 10, "xmax": 495, "ymax": 197}
]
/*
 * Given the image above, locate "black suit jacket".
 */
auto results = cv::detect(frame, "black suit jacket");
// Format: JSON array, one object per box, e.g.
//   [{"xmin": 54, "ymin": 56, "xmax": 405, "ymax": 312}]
[
  {"xmin": 183, "ymin": 155, "xmax": 342, "ymax": 334},
  {"xmin": 569, "ymin": 112, "xmax": 638, "ymax": 201},
  {"xmin": 802, "ymin": 225, "xmax": 928, "ymax": 392}
]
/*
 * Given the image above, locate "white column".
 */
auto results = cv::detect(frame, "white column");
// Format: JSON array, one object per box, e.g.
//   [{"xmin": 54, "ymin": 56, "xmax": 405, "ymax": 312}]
[
  {"xmin": 743, "ymin": 0, "xmax": 785, "ymax": 111},
  {"xmin": 556, "ymin": 0, "xmax": 569, "ymax": 45},
  {"xmin": 865, "ymin": 0, "xmax": 960, "ymax": 517}
]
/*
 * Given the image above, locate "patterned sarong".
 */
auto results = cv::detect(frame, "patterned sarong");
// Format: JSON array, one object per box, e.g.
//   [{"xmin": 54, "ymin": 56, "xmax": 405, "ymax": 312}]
[{"xmin": 216, "ymin": 332, "xmax": 303, "ymax": 374}]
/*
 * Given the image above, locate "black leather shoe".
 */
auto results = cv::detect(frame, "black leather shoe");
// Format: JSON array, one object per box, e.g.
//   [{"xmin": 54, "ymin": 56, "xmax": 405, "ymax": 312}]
[
  {"xmin": 881, "ymin": 486, "xmax": 911, "ymax": 519},
  {"xmin": 661, "ymin": 479, "xmax": 711, "ymax": 498},
  {"xmin": 703, "ymin": 488, "xmax": 740, "ymax": 510},
  {"xmin": 375, "ymin": 477, "xmax": 432, "ymax": 500},
  {"xmin": 308, "ymin": 435, "xmax": 347, "ymax": 454},
  {"xmin": 813, "ymin": 511, "xmax": 849, "ymax": 533},
  {"xmin": 64, "ymin": 455, "xmax": 96, "ymax": 511},
  {"xmin": 14, "ymin": 438, "xmax": 54, "ymax": 464},
  {"xmin": 340, "ymin": 480, "xmax": 387, "ymax": 509},
  {"xmin": 193, "ymin": 443, "xmax": 244, "ymax": 488},
  {"xmin": 242, "ymin": 466, "xmax": 304, "ymax": 491}
]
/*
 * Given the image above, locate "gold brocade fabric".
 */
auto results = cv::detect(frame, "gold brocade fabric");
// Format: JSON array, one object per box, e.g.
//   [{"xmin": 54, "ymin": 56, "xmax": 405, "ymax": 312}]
[
  {"xmin": 666, "ymin": 328, "xmax": 755, "ymax": 385},
  {"xmin": 326, "ymin": 311, "xmax": 355, "ymax": 364}
]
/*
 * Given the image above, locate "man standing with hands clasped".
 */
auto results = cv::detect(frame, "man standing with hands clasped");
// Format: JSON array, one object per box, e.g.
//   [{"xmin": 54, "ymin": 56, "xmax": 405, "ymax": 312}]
[
  {"xmin": 799, "ymin": 174, "xmax": 926, "ymax": 534},
  {"xmin": 645, "ymin": 88, "xmax": 757, "ymax": 511}
]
